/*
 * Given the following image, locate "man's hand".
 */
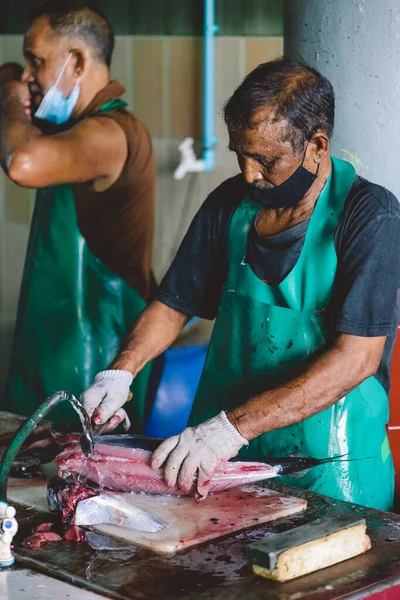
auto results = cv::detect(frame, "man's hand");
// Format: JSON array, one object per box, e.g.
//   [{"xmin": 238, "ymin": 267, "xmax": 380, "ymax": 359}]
[
  {"xmin": 151, "ymin": 412, "xmax": 248, "ymax": 501},
  {"xmin": 80, "ymin": 370, "xmax": 133, "ymax": 432}
]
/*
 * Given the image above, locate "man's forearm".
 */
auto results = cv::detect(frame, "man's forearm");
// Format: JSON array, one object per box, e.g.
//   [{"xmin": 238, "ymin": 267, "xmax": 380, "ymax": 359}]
[
  {"xmin": 110, "ymin": 300, "xmax": 190, "ymax": 376},
  {"xmin": 228, "ymin": 333, "xmax": 386, "ymax": 440},
  {"xmin": 0, "ymin": 84, "xmax": 40, "ymax": 169}
]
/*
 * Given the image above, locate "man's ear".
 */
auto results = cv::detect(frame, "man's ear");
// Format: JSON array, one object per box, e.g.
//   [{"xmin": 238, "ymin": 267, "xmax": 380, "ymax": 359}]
[
  {"xmin": 71, "ymin": 49, "xmax": 86, "ymax": 79},
  {"xmin": 309, "ymin": 130, "xmax": 329, "ymax": 163}
]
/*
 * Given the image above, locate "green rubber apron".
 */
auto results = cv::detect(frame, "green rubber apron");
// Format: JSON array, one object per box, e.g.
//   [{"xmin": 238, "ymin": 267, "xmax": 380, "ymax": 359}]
[
  {"xmin": 4, "ymin": 100, "xmax": 152, "ymax": 433},
  {"xmin": 191, "ymin": 157, "xmax": 394, "ymax": 510}
]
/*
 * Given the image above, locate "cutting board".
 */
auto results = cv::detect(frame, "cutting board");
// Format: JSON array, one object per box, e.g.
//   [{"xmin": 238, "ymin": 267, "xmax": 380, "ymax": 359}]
[{"xmin": 8, "ymin": 477, "xmax": 307, "ymax": 554}]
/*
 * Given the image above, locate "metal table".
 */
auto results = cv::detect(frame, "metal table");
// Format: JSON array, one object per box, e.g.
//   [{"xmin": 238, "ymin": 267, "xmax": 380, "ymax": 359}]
[{"xmin": 10, "ymin": 482, "xmax": 400, "ymax": 600}]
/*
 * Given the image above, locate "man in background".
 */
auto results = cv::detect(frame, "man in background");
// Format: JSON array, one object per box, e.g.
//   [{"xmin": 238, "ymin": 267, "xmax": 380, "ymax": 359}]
[{"xmin": 0, "ymin": 0, "xmax": 157, "ymax": 431}]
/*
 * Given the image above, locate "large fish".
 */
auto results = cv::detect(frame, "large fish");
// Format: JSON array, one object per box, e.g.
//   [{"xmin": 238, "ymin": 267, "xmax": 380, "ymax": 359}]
[{"xmin": 55, "ymin": 434, "xmax": 340, "ymax": 499}]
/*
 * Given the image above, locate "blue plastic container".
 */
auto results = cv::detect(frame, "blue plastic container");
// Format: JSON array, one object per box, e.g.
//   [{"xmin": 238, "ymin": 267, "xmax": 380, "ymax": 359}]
[{"xmin": 144, "ymin": 344, "xmax": 207, "ymax": 438}]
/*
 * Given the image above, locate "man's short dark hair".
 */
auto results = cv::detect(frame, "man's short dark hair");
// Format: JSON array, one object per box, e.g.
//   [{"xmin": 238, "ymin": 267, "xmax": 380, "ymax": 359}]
[
  {"xmin": 224, "ymin": 56, "xmax": 335, "ymax": 152},
  {"xmin": 29, "ymin": 1, "xmax": 114, "ymax": 67}
]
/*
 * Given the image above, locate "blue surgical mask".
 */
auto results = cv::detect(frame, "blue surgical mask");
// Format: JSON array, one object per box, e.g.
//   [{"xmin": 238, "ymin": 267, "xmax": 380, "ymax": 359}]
[{"xmin": 35, "ymin": 53, "xmax": 80, "ymax": 124}]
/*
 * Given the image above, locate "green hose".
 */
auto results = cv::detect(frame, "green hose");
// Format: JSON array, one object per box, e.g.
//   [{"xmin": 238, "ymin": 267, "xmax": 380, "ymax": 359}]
[{"xmin": 0, "ymin": 390, "xmax": 94, "ymax": 501}]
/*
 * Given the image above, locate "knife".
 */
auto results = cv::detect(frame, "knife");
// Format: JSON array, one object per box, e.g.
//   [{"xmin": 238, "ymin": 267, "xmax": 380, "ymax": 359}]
[{"xmin": 92, "ymin": 391, "xmax": 133, "ymax": 437}]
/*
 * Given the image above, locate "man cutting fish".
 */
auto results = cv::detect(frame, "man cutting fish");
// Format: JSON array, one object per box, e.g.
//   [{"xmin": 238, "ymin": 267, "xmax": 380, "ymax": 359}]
[
  {"xmin": 0, "ymin": 1, "xmax": 157, "ymax": 432},
  {"xmin": 82, "ymin": 57, "xmax": 400, "ymax": 511}
]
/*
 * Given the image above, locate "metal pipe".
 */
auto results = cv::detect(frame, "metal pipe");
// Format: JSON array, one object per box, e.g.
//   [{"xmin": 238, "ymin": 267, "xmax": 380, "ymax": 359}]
[
  {"xmin": 202, "ymin": 0, "xmax": 219, "ymax": 171},
  {"xmin": 173, "ymin": 0, "xmax": 219, "ymax": 179},
  {"xmin": 0, "ymin": 391, "xmax": 93, "ymax": 501}
]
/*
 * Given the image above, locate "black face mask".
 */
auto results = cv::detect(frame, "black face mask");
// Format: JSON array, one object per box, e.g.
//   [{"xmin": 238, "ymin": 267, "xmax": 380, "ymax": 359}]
[{"xmin": 249, "ymin": 155, "xmax": 318, "ymax": 209}]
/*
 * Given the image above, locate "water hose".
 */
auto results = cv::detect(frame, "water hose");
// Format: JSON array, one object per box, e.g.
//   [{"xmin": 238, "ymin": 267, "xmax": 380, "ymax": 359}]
[{"xmin": 0, "ymin": 391, "xmax": 93, "ymax": 501}]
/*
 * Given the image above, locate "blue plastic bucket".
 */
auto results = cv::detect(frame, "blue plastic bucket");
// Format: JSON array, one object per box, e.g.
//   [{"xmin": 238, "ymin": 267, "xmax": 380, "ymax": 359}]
[{"xmin": 144, "ymin": 344, "xmax": 207, "ymax": 438}]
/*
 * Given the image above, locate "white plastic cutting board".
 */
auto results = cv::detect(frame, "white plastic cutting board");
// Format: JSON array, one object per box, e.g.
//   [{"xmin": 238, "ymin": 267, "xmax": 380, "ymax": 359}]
[{"xmin": 8, "ymin": 477, "xmax": 307, "ymax": 554}]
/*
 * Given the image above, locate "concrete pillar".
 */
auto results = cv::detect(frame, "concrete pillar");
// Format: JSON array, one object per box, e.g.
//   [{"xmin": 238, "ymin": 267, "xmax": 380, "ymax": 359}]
[{"xmin": 284, "ymin": 0, "xmax": 400, "ymax": 197}]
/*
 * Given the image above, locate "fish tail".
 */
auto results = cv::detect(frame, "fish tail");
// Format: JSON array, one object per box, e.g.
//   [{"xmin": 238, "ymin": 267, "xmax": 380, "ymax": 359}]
[{"xmin": 280, "ymin": 453, "xmax": 371, "ymax": 477}]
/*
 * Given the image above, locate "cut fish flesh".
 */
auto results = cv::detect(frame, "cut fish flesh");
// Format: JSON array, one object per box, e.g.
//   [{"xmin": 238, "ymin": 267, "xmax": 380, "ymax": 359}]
[
  {"xmin": 56, "ymin": 437, "xmax": 281, "ymax": 497},
  {"xmin": 23, "ymin": 523, "xmax": 62, "ymax": 550},
  {"xmin": 55, "ymin": 434, "xmax": 336, "ymax": 498}
]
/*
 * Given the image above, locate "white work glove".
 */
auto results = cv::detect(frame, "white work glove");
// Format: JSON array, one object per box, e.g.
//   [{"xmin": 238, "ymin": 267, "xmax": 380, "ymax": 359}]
[
  {"xmin": 80, "ymin": 370, "xmax": 133, "ymax": 432},
  {"xmin": 151, "ymin": 411, "xmax": 248, "ymax": 500}
]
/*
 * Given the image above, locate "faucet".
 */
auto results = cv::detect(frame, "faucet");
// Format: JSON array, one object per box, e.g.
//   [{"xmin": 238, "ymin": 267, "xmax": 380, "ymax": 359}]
[
  {"xmin": 0, "ymin": 391, "xmax": 94, "ymax": 501},
  {"xmin": 0, "ymin": 502, "xmax": 18, "ymax": 567},
  {"xmin": 173, "ymin": 138, "xmax": 206, "ymax": 180}
]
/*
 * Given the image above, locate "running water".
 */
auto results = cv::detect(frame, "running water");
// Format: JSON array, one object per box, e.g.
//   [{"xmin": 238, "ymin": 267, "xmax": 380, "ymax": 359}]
[
  {"xmin": 68, "ymin": 402, "xmax": 105, "ymax": 489},
  {"xmin": 74, "ymin": 417, "xmax": 107, "ymax": 491},
  {"xmin": 63, "ymin": 392, "xmax": 94, "ymax": 458}
]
